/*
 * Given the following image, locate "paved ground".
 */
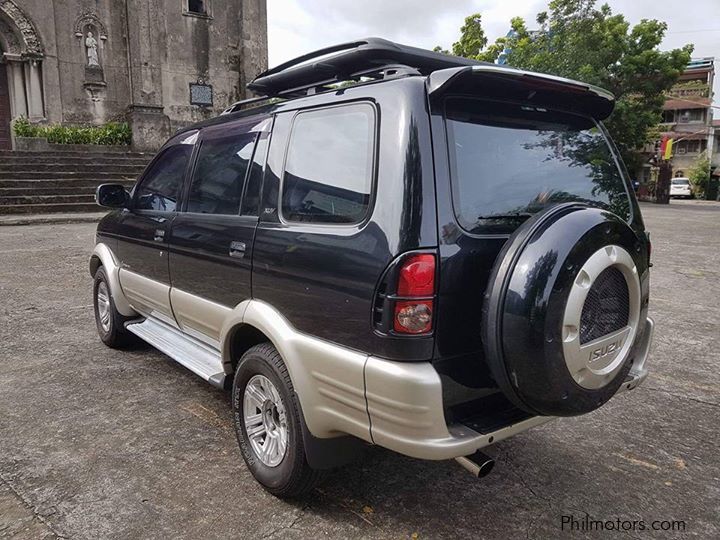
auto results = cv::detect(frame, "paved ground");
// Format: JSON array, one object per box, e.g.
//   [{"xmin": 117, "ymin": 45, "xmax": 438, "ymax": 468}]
[
  {"xmin": 1, "ymin": 200, "xmax": 718, "ymax": 539},
  {"xmin": 0, "ymin": 213, "xmax": 107, "ymax": 227}
]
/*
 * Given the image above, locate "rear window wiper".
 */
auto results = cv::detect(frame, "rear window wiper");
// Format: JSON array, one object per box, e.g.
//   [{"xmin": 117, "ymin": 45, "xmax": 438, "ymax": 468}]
[{"xmin": 478, "ymin": 212, "xmax": 534, "ymax": 221}]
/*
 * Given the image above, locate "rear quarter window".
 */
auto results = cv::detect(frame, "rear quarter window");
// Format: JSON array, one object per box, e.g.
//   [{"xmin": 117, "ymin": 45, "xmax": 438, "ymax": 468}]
[
  {"xmin": 445, "ymin": 97, "xmax": 630, "ymax": 234},
  {"xmin": 281, "ymin": 103, "xmax": 375, "ymax": 225}
]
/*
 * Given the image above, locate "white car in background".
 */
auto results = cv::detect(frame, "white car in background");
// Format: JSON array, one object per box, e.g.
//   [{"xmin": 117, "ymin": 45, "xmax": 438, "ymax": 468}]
[{"xmin": 670, "ymin": 177, "xmax": 692, "ymax": 198}]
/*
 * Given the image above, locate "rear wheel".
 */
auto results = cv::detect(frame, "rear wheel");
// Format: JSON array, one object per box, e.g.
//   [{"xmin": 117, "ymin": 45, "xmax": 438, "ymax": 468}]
[
  {"xmin": 93, "ymin": 266, "xmax": 136, "ymax": 348},
  {"xmin": 232, "ymin": 343, "xmax": 324, "ymax": 498}
]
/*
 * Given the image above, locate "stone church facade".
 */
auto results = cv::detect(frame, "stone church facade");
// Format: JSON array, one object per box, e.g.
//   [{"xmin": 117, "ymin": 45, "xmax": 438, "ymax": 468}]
[{"xmin": 0, "ymin": 0, "xmax": 268, "ymax": 150}]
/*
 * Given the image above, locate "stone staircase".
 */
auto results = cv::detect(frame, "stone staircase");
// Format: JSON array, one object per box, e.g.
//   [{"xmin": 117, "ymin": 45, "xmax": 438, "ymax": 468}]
[{"xmin": 0, "ymin": 150, "xmax": 152, "ymax": 215}]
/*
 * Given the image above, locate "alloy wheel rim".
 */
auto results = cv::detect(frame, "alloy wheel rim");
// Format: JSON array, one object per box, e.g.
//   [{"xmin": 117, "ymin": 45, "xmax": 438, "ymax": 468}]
[
  {"xmin": 243, "ymin": 374, "xmax": 288, "ymax": 467},
  {"xmin": 97, "ymin": 282, "xmax": 111, "ymax": 332}
]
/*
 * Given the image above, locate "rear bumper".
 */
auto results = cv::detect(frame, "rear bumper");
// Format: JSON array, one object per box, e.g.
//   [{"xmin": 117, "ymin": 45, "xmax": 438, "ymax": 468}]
[{"xmin": 363, "ymin": 317, "xmax": 654, "ymax": 461}]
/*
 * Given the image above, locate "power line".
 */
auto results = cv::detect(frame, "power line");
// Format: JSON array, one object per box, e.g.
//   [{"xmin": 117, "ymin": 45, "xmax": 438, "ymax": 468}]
[
  {"xmin": 666, "ymin": 28, "xmax": 720, "ymax": 34},
  {"xmin": 663, "ymin": 95, "xmax": 720, "ymax": 110}
]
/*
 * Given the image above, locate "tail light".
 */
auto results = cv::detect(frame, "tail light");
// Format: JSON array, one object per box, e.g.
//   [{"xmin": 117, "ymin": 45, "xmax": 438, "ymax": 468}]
[
  {"xmin": 393, "ymin": 254, "xmax": 435, "ymax": 334},
  {"xmin": 394, "ymin": 301, "xmax": 433, "ymax": 333},
  {"xmin": 372, "ymin": 252, "xmax": 437, "ymax": 336}
]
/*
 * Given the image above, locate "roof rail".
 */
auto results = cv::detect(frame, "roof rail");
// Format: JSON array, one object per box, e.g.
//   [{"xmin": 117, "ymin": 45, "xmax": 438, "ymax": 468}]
[
  {"xmin": 221, "ymin": 95, "xmax": 272, "ymax": 115},
  {"xmin": 247, "ymin": 37, "xmax": 486, "ymax": 97}
]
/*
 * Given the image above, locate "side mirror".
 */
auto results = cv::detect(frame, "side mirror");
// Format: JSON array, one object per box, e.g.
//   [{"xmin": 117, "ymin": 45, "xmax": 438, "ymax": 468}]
[{"xmin": 96, "ymin": 183, "xmax": 130, "ymax": 208}]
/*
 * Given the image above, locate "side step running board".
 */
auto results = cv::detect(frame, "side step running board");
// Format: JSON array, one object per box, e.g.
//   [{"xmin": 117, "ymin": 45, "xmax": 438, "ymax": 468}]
[{"xmin": 126, "ymin": 317, "xmax": 226, "ymax": 388}]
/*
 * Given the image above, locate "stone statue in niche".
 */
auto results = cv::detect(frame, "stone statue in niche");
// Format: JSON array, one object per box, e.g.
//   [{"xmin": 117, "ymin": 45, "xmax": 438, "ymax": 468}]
[{"xmin": 85, "ymin": 31, "xmax": 99, "ymax": 66}]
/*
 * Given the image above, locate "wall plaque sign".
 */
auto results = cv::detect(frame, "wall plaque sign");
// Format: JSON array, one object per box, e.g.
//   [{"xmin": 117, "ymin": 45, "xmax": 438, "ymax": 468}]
[{"xmin": 190, "ymin": 83, "xmax": 213, "ymax": 106}]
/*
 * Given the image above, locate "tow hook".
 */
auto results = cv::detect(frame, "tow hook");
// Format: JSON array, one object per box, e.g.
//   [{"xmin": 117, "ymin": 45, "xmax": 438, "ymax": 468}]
[{"xmin": 455, "ymin": 450, "xmax": 495, "ymax": 478}]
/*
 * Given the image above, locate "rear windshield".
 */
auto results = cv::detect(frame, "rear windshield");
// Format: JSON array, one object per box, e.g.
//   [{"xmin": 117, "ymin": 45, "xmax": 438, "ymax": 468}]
[
  {"xmin": 672, "ymin": 178, "xmax": 690, "ymax": 185},
  {"xmin": 445, "ymin": 97, "xmax": 630, "ymax": 234}
]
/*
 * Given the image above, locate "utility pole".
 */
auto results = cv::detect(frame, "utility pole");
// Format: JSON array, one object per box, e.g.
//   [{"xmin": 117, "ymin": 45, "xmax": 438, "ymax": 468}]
[{"xmin": 656, "ymin": 160, "xmax": 672, "ymax": 204}]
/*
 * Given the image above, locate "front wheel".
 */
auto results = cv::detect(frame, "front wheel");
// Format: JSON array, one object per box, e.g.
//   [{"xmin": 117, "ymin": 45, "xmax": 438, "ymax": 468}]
[
  {"xmin": 232, "ymin": 343, "xmax": 324, "ymax": 498},
  {"xmin": 93, "ymin": 266, "xmax": 136, "ymax": 348}
]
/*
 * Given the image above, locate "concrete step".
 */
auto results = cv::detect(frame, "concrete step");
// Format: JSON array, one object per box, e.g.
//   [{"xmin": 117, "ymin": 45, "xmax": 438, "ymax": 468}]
[
  {"xmin": 0, "ymin": 211, "xmax": 108, "ymax": 226},
  {"xmin": 0, "ymin": 186, "xmax": 99, "ymax": 196},
  {"xmin": 2, "ymin": 170, "xmax": 143, "ymax": 180},
  {"xmin": 0, "ymin": 149, "xmax": 147, "ymax": 214},
  {"xmin": 0, "ymin": 159, "xmax": 150, "ymax": 168},
  {"xmin": 0, "ymin": 194, "xmax": 96, "ymax": 205},
  {"xmin": 0, "ymin": 178, "xmax": 136, "ymax": 188},
  {"xmin": 0, "ymin": 151, "xmax": 150, "ymax": 158},
  {"xmin": 0, "ymin": 149, "xmax": 149, "ymax": 157},
  {"xmin": 0, "ymin": 202, "xmax": 102, "ymax": 215}
]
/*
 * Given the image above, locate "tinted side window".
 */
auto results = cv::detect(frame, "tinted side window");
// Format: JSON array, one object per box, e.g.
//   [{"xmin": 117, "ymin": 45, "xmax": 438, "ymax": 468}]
[
  {"xmin": 186, "ymin": 132, "xmax": 257, "ymax": 215},
  {"xmin": 282, "ymin": 104, "xmax": 375, "ymax": 224},
  {"xmin": 240, "ymin": 134, "xmax": 268, "ymax": 217},
  {"xmin": 135, "ymin": 145, "xmax": 192, "ymax": 212}
]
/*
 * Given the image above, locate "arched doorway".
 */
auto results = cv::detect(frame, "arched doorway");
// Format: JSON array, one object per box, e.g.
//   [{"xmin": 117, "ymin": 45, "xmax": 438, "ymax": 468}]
[{"xmin": 0, "ymin": 0, "xmax": 45, "ymax": 148}]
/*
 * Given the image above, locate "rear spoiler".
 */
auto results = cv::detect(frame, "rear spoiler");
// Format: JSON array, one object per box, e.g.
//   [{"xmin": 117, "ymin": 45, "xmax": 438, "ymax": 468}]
[{"xmin": 427, "ymin": 66, "xmax": 615, "ymax": 121}]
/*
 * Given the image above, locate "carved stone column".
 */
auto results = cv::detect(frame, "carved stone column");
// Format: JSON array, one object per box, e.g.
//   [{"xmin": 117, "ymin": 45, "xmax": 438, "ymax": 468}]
[
  {"xmin": 3, "ymin": 55, "xmax": 27, "ymax": 118},
  {"xmin": 24, "ymin": 59, "xmax": 43, "ymax": 120},
  {"xmin": 241, "ymin": 0, "xmax": 268, "ymax": 97},
  {"xmin": 124, "ymin": 0, "xmax": 170, "ymax": 150}
]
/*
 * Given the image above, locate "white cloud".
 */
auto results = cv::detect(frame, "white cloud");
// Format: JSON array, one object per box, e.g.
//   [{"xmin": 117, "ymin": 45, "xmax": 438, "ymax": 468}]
[{"xmin": 267, "ymin": 0, "xmax": 720, "ymax": 105}]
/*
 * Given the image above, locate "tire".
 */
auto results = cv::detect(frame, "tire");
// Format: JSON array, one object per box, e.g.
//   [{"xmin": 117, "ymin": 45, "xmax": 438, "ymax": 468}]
[
  {"xmin": 482, "ymin": 203, "xmax": 649, "ymax": 417},
  {"xmin": 232, "ymin": 343, "xmax": 324, "ymax": 498},
  {"xmin": 93, "ymin": 266, "xmax": 136, "ymax": 348}
]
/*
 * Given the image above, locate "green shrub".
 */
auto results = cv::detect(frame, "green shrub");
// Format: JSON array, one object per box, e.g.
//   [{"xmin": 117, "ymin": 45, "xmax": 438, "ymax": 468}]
[
  {"xmin": 12, "ymin": 117, "xmax": 38, "ymax": 138},
  {"xmin": 12, "ymin": 118, "xmax": 131, "ymax": 146},
  {"xmin": 688, "ymin": 157, "xmax": 710, "ymax": 199}
]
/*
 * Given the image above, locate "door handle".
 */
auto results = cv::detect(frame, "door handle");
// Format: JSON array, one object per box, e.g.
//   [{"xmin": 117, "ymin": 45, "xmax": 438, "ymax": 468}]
[
  {"xmin": 229, "ymin": 241, "xmax": 246, "ymax": 258},
  {"xmin": 154, "ymin": 228, "xmax": 165, "ymax": 242}
]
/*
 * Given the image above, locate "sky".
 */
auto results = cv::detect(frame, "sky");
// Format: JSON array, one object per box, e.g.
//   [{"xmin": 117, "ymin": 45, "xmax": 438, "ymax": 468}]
[{"xmin": 267, "ymin": 0, "xmax": 720, "ymax": 107}]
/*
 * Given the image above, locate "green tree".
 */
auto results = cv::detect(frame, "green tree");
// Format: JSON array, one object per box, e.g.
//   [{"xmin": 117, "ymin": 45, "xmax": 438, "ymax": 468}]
[
  {"xmin": 451, "ymin": 14, "xmax": 487, "ymax": 59},
  {"xmin": 688, "ymin": 156, "xmax": 711, "ymax": 198},
  {"xmin": 443, "ymin": 0, "xmax": 693, "ymax": 173}
]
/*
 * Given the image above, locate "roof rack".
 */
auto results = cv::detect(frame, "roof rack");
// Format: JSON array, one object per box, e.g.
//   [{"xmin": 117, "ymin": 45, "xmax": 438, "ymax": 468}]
[
  {"xmin": 222, "ymin": 64, "xmax": 424, "ymax": 114},
  {"xmin": 246, "ymin": 37, "xmax": 485, "ymax": 99}
]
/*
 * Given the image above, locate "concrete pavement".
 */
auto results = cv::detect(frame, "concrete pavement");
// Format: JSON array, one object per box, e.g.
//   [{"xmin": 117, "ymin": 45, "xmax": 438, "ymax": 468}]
[{"xmin": 0, "ymin": 201, "xmax": 718, "ymax": 539}]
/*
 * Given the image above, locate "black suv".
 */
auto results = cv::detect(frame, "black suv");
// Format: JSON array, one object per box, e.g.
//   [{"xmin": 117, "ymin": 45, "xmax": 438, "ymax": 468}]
[{"xmin": 91, "ymin": 38, "xmax": 653, "ymax": 497}]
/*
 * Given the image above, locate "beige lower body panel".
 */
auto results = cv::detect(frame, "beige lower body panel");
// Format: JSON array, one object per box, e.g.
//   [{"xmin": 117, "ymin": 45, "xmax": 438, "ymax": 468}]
[
  {"xmin": 118, "ymin": 269, "xmax": 177, "ymax": 327},
  {"xmin": 170, "ymin": 288, "xmax": 231, "ymax": 348},
  {"xmin": 225, "ymin": 302, "xmax": 655, "ymax": 461},
  {"xmin": 89, "ymin": 268, "xmax": 655, "ymax": 462},
  {"xmin": 361, "ymin": 317, "xmax": 654, "ymax": 460},
  {"xmin": 364, "ymin": 356, "xmax": 554, "ymax": 460},
  {"xmin": 90, "ymin": 244, "xmax": 136, "ymax": 317},
  {"xmin": 231, "ymin": 301, "xmax": 372, "ymax": 443},
  {"xmin": 233, "ymin": 303, "xmax": 554, "ymax": 460}
]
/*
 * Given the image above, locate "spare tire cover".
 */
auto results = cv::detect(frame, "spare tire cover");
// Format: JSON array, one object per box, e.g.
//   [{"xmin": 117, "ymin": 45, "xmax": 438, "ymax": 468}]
[{"xmin": 482, "ymin": 203, "xmax": 644, "ymax": 416}]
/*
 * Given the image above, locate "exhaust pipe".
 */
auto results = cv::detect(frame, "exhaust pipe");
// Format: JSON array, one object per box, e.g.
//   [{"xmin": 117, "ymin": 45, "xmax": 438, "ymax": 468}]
[{"xmin": 455, "ymin": 451, "xmax": 495, "ymax": 478}]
